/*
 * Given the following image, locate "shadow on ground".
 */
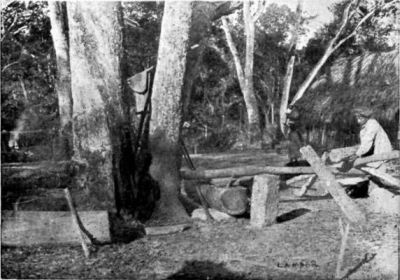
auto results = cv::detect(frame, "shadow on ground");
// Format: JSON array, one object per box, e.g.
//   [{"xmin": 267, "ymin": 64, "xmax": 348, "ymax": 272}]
[
  {"xmin": 165, "ymin": 260, "xmax": 326, "ymax": 280},
  {"xmin": 165, "ymin": 260, "xmax": 260, "ymax": 280},
  {"xmin": 277, "ymin": 208, "xmax": 311, "ymax": 223}
]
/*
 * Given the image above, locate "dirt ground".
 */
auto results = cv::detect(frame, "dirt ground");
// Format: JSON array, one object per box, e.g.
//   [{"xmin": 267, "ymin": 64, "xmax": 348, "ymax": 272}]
[{"xmin": 2, "ymin": 150, "xmax": 399, "ymax": 279}]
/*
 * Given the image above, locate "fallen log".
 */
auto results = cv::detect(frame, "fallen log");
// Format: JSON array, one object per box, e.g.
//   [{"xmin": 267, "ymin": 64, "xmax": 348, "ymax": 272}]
[
  {"xmin": 1, "ymin": 210, "xmax": 110, "ymax": 246},
  {"xmin": 300, "ymin": 146, "xmax": 367, "ymax": 227},
  {"xmin": 190, "ymin": 185, "xmax": 249, "ymax": 216},
  {"xmin": 180, "ymin": 151, "xmax": 399, "ymax": 180},
  {"xmin": 1, "ymin": 160, "xmax": 85, "ymax": 190}
]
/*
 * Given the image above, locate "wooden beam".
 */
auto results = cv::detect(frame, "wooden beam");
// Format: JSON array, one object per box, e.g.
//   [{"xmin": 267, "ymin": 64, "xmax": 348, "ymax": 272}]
[
  {"xmin": 354, "ymin": 151, "xmax": 400, "ymax": 167},
  {"xmin": 300, "ymin": 145, "xmax": 367, "ymax": 227},
  {"xmin": 250, "ymin": 175, "xmax": 279, "ymax": 228},
  {"xmin": 181, "ymin": 165, "xmax": 316, "ymax": 180},
  {"xmin": 180, "ymin": 151, "xmax": 399, "ymax": 180},
  {"xmin": 2, "ymin": 211, "xmax": 110, "ymax": 246},
  {"xmin": 360, "ymin": 167, "xmax": 400, "ymax": 189}
]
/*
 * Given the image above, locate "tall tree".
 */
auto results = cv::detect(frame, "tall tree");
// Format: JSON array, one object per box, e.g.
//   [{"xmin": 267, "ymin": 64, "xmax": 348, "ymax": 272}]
[
  {"xmin": 67, "ymin": 2, "xmax": 135, "ymax": 212},
  {"xmin": 221, "ymin": 0, "xmax": 267, "ymax": 143},
  {"xmin": 149, "ymin": 1, "xmax": 193, "ymax": 224},
  {"xmin": 48, "ymin": 1, "xmax": 73, "ymax": 159}
]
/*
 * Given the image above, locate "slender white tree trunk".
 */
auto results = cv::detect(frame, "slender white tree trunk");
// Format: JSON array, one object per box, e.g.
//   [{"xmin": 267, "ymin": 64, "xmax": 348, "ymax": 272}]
[{"xmin": 149, "ymin": 1, "xmax": 193, "ymax": 224}]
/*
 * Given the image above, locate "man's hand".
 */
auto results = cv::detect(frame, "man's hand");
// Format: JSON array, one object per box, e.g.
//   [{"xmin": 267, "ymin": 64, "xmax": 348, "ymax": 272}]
[
  {"xmin": 338, "ymin": 154, "xmax": 358, "ymax": 173},
  {"xmin": 346, "ymin": 154, "xmax": 358, "ymax": 162}
]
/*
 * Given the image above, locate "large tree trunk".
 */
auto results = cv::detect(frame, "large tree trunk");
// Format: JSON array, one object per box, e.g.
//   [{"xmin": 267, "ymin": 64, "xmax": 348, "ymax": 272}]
[
  {"xmin": 149, "ymin": 2, "xmax": 193, "ymax": 225},
  {"xmin": 48, "ymin": 2, "xmax": 73, "ymax": 159},
  {"xmin": 67, "ymin": 2, "xmax": 134, "ymax": 212}
]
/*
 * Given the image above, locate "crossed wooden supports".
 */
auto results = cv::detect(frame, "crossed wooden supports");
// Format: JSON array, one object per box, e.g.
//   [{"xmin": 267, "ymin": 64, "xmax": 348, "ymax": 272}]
[{"xmin": 247, "ymin": 145, "xmax": 368, "ymax": 279}]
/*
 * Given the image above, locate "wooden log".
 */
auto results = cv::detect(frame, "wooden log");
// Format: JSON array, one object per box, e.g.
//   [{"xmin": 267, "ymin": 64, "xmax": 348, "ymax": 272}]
[
  {"xmin": 354, "ymin": 151, "xmax": 399, "ymax": 167},
  {"xmin": 300, "ymin": 145, "xmax": 367, "ymax": 227},
  {"xmin": 180, "ymin": 151, "xmax": 399, "ymax": 180},
  {"xmin": 181, "ymin": 165, "xmax": 316, "ymax": 180},
  {"xmin": 250, "ymin": 175, "xmax": 279, "ymax": 228},
  {"xmin": 327, "ymin": 146, "xmax": 359, "ymax": 163},
  {"xmin": 196, "ymin": 185, "xmax": 249, "ymax": 216},
  {"xmin": 1, "ymin": 210, "xmax": 110, "ymax": 246},
  {"xmin": 210, "ymin": 176, "xmax": 254, "ymax": 187},
  {"xmin": 1, "ymin": 160, "xmax": 85, "ymax": 190},
  {"xmin": 360, "ymin": 167, "xmax": 400, "ymax": 189}
]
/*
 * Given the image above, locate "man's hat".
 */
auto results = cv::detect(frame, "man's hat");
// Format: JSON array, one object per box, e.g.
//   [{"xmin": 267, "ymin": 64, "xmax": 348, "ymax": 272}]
[{"xmin": 353, "ymin": 106, "xmax": 373, "ymax": 118}]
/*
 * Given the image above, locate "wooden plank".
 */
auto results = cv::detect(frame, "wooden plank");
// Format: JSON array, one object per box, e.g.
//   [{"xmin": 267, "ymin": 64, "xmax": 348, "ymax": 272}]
[
  {"xmin": 300, "ymin": 146, "xmax": 367, "ymax": 227},
  {"xmin": 250, "ymin": 175, "xmax": 279, "ymax": 228},
  {"xmin": 361, "ymin": 167, "xmax": 400, "ymax": 189},
  {"xmin": 1, "ymin": 211, "xmax": 110, "ymax": 246}
]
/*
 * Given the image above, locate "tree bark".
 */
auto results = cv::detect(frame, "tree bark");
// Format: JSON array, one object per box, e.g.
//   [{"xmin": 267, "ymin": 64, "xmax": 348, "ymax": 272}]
[
  {"xmin": 149, "ymin": 1, "xmax": 193, "ymax": 225},
  {"xmin": 67, "ymin": 2, "xmax": 134, "ymax": 212},
  {"xmin": 48, "ymin": 1, "xmax": 73, "ymax": 159}
]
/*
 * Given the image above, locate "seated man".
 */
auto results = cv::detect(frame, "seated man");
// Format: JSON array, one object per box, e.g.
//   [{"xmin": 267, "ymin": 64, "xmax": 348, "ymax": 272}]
[
  {"xmin": 349, "ymin": 106, "xmax": 393, "ymax": 171},
  {"xmin": 344, "ymin": 106, "xmax": 393, "ymax": 198}
]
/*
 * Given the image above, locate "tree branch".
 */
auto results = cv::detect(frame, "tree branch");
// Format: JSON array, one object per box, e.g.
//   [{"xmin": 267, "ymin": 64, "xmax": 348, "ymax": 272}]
[
  {"xmin": 252, "ymin": 0, "xmax": 268, "ymax": 22},
  {"xmin": 211, "ymin": 2, "xmax": 243, "ymax": 21},
  {"xmin": 1, "ymin": 60, "xmax": 20, "ymax": 73},
  {"xmin": 221, "ymin": 17, "xmax": 246, "ymax": 91},
  {"xmin": 1, "ymin": 12, "xmax": 19, "ymax": 43}
]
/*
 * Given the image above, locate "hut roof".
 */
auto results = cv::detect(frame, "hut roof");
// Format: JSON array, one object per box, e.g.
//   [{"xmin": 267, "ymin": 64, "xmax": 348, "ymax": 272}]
[{"xmin": 297, "ymin": 50, "xmax": 399, "ymax": 126}]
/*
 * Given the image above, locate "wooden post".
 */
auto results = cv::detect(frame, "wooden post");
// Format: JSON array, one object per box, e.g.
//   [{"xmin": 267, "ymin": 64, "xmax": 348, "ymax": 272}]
[
  {"xmin": 335, "ymin": 218, "xmax": 350, "ymax": 279},
  {"xmin": 300, "ymin": 145, "xmax": 367, "ymax": 227},
  {"xmin": 250, "ymin": 174, "xmax": 279, "ymax": 228}
]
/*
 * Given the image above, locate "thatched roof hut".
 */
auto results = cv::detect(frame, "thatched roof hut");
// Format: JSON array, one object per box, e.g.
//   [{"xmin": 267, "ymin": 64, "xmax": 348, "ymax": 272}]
[{"xmin": 297, "ymin": 50, "xmax": 399, "ymax": 138}]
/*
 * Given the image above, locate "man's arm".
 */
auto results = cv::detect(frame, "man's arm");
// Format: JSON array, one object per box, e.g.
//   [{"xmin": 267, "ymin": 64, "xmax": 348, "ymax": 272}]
[{"xmin": 355, "ymin": 120, "xmax": 378, "ymax": 157}]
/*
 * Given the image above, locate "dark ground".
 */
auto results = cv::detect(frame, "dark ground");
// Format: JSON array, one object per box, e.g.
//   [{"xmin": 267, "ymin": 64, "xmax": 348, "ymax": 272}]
[{"xmin": 1, "ymin": 150, "xmax": 399, "ymax": 279}]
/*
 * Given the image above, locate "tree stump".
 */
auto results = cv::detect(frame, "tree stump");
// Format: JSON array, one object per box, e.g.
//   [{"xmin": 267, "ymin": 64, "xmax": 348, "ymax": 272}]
[{"xmin": 250, "ymin": 174, "xmax": 279, "ymax": 228}]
